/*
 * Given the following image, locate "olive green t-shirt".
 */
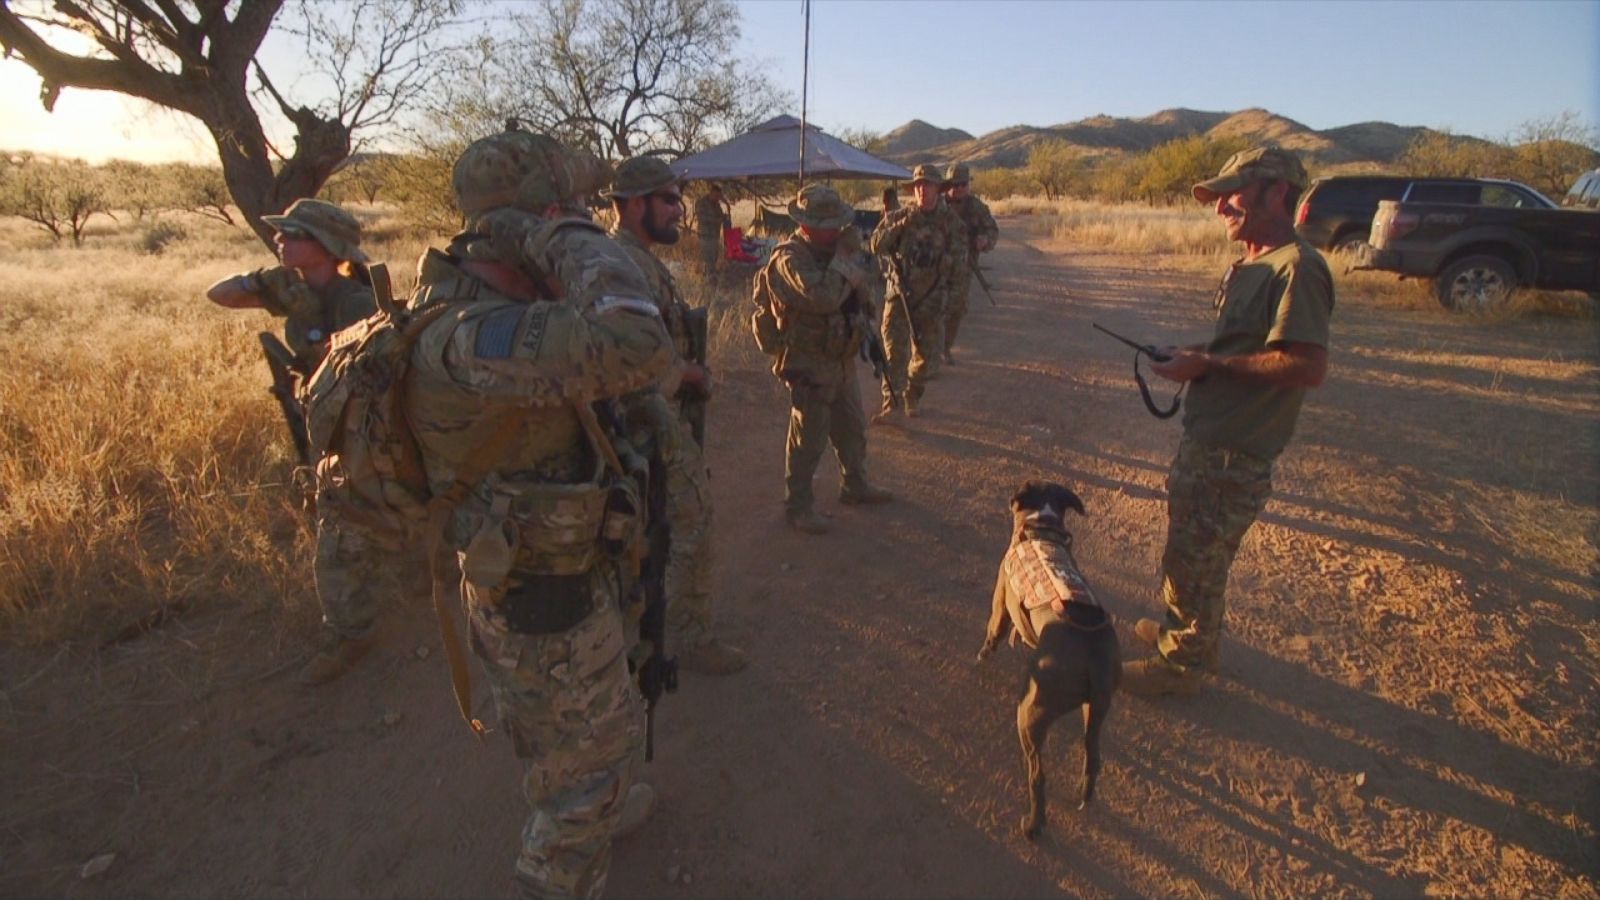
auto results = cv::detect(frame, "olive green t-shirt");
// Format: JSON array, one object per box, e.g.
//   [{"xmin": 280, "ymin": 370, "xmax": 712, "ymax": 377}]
[{"xmin": 1182, "ymin": 238, "xmax": 1334, "ymax": 459}]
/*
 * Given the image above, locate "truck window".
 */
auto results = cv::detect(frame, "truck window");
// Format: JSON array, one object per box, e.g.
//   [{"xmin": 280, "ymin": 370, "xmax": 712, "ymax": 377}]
[
  {"xmin": 1406, "ymin": 183, "xmax": 1482, "ymax": 204},
  {"xmin": 1481, "ymin": 185, "xmax": 1527, "ymax": 208}
]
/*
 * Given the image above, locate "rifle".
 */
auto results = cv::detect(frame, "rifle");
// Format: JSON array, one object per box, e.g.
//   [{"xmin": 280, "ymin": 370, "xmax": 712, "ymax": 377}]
[
  {"xmin": 678, "ymin": 305, "xmax": 710, "ymax": 449},
  {"xmin": 856, "ymin": 310, "xmax": 896, "ymax": 409},
  {"xmin": 972, "ymin": 265, "xmax": 998, "ymax": 307},
  {"xmin": 1091, "ymin": 323, "xmax": 1186, "ymax": 420},
  {"xmin": 635, "ymin": 438, "xmax": 678, "ymax": 762},
  {"xmin": 258, "ymin": 332, "xmax": 311, "ymax": 465}
]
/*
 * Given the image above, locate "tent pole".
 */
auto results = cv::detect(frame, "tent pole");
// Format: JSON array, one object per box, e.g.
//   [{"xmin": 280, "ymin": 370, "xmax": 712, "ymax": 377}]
[{"xmin": 799, "ymin": 0, "xmax": 811, "ymax": 181}]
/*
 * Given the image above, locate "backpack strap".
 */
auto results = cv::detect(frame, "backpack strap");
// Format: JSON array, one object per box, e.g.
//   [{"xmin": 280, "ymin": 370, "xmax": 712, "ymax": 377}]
[{"xmin": 425, "ymin": 411, "xmax": 528, "ymax": 740}]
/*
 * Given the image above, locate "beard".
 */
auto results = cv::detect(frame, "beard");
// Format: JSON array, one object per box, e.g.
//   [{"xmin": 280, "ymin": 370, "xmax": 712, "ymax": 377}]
[{"xmin": 644, "ymin": 208, "xmax": 681, "ymax": 245}]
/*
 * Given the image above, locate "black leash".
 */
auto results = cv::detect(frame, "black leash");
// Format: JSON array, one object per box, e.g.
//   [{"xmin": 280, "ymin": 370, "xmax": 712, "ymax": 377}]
[{"xmin": 1130, "ymin": 350, "xmax": 1185, "ymax": 419}]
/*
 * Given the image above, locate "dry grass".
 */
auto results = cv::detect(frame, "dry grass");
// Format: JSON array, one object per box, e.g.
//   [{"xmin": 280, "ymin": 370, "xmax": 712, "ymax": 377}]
[
  {"xmin": 0, "ymin": 206, "xmax": 756, "ymax": 646},
  {"xmin": 991, "ymin": 195, "xmax": 1233, "ymax": 259}
]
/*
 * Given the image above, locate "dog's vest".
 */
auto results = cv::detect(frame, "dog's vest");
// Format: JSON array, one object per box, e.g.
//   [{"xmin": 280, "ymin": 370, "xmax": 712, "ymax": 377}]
[{"xmin": 1005, "ymin": 525, "xmax": 1108, "ymax": 648}]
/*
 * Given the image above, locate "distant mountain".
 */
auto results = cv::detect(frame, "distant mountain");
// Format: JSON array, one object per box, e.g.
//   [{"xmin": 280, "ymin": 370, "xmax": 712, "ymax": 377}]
[
  {"xmin": 879, "ymin": 119, "xmax": 974, "ymax": 157},
  {"xmin": 880, "ymin": 107, "xmax": 1474, "ymax": 171}
]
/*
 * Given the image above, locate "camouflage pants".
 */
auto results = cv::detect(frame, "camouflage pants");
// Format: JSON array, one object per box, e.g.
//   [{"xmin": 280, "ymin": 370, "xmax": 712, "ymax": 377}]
[
  {"xmin": 666, "ymin": 417, "xmax": 716, "ymax": 649},
  {"xmin": 880, "ymin": 291, "xmax": 944, "ymax": 408},
  {"xmin": 1155, "ymin": 438, "xmax": 1275, "ymax": 670},
  {"xmin": 314, "ymin": 513, "xmax": 398, "ymax": 639},
  {"xmin": 943, "ymin": 268, "xmax": 972, "ymax": 354},
  {"xmin": 784, "ymin": 362, "xmax": 871, "ymax": 513},
  {"xmin": 466, "ymin": 566, "xmax": 643, "ymax": 900},
  {"xmin": 698, "ymin": 233, "xmax": 719, "ymax": 273}
]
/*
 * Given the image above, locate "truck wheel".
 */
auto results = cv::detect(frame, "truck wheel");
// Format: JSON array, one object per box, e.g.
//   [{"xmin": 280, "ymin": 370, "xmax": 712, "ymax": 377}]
[
  {"xmin": 1435, "ymin": 255, "xmax": 1517, "ymax": 312},
  {"xmin": 1331, "ymin": 233, "xmax": 1367, "ymax": 257}
]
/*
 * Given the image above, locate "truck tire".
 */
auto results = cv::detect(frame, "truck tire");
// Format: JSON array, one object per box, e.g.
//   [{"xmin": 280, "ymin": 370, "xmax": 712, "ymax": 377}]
[
  {"xmin": 1435, "ymin": 255, "xmax": 1517, "ymax": 312},
  {"xmin": 1331, "ymin": 232, "xmax": 1367, "ymax": 257}
]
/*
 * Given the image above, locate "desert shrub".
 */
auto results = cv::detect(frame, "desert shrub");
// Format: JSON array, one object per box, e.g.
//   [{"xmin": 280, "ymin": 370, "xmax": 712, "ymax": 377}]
[{"xmin": 140, "ymin": 221, "xmax": 188, "ymax": 255}]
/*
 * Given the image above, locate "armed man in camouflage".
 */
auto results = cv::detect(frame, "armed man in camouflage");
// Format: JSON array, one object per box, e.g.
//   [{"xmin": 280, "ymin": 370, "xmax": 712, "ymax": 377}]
[
  {"xmin": 870, "ymin": 163, "xmax": 967, "ymax": 421},
  {"xmin": 754, "ymin": 184, "xmax": 894, "ymax": 534},
  {"xmin": 692, "ymin": 182, "xmax": 728, "ymax": 274},
  {"xmin": 402, "ymin": 130, "xmax": 676, "ymax": 896},
  {"xmin": 941, "ymin": 163, "xmax": 999, "ymax": 364},
  {"xmin": 603, "ymin": 157, "xmax": 747, "ymax": 676},
  {"xmin": 1123, "ymin": 147, "xmax": 1334, "ymax": 697},
  {"xmin": 205, "ymin": 198, "xmax": 396, "ymax": 686}
]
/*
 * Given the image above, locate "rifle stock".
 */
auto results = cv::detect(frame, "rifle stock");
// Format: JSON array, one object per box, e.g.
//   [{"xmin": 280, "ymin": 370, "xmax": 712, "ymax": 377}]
[{"xmin": 258, "ymin": 332, "xmax": 311, "ymax": 465}]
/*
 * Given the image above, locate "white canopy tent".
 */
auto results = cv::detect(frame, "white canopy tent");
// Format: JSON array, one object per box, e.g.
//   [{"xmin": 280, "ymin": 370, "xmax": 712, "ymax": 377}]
[{"xmin": 671, "ymin": 115, "xmax": 912, "ymax": 182}]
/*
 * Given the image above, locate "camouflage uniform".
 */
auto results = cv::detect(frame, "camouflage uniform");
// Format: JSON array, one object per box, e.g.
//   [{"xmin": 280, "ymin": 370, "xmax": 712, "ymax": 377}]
[
  {"xmin": 212, "ymin": 199, "xmax": 398, "ymax": 659},
  {"xmin": 405, "ymin": 131, "xmax": 674, "ymax": 898},
  {"xmin": 1148, "ymin": 149, "xmax": 1334, "ymax": 676},
  {"xmin": 941, "ymin": 164, "xmax": 999, "ymax": 358},
  {"xmin": 607, "ymin": 221, "xmax": 719, "ymax": 653},
  {"xmin": 870, "ymin": 166, "xmax": 967, "ymax": 415},
  {"xmin": 692, "ymin": 189, "xmax": 726, "ymax": 272},
  {"xmin": 756, "ymin": 185, "xmax": 889, "ymax": 525}
]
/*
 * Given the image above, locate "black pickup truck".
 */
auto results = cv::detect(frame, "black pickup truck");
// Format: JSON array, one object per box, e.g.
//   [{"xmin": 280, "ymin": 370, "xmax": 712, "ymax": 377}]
[{"xmin": 1356, "ymin": 178, "xmax": 1600, "ymax": 311}]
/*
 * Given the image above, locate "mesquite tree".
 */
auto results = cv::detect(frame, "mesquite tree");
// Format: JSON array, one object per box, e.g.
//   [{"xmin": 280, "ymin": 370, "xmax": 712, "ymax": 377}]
[{"xmin": 0, "ymin": 0, "xmax": 468, "ymax": 248}]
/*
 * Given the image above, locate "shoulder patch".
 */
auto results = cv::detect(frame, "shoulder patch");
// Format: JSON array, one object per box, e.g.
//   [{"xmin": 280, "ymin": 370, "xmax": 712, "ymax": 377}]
[
  {"xmin": 592, "ymin": 295, "xmax": 662, "ymax": 318},
  {"xmin": 474, "ymin": 305, "xmax": 525, "ymax": 359}
]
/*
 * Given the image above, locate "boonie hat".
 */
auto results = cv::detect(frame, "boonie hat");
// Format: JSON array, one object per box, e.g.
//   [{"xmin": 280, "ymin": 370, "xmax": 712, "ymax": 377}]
[
  {"xmin": 788, "ymin": 183, "xmax": 855, "ymax": 229},
  {"xmin": 453, "ymin": 130, "xmax": 613, "ymax": 218},
  {"xmin": 263, "ymin": 198, "xmax": 368, "ymax": 263},
  {"xmin": 908, "ymin": 163, "xmax": 943, "ymax": 185},
  {"xmin": 944, "ymin": 163, "xmax": 972, "ymax": 185},
  {"xmin": 601, "ymin": 156, "xmax": 680, "ymax": 200},
  {"xmin": 1192, "ymin": 147, "xmax": 1309, "ymax": 203}
]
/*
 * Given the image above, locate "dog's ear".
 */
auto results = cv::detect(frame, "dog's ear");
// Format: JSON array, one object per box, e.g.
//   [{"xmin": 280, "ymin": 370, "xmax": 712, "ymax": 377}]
[
  {"xmin": 1050, "ymin": 485, "xmax": 1087, "ymax": 517},
  {"xmin": 1012, "ymin": 480, "xmax": 1045, "ymax": 513}
]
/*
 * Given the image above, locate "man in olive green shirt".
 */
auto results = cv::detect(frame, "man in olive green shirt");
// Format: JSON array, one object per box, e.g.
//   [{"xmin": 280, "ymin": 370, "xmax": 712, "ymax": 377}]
[{"xmin": 1123, "ymin": 147, "xmax": 1334, "ymax": 696}]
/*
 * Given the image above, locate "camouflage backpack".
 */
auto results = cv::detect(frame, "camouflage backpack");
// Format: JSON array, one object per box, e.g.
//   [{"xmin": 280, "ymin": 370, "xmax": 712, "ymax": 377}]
[{"xmin": 302, "ymin": 264, "xmax": 450, "ymax": 540}]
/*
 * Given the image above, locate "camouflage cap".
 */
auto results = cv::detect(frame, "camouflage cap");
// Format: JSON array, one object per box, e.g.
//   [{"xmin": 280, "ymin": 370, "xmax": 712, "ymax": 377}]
[
  {"xmin": 452, "ymin": 131, "xmax": 614, "ymax": 218},
  {"xmin": 787, "ymin": 183, "xmax": 855, "ymax": 229},
  {"xmin": 262, "ymin": 198, "xmax": 367, "ymax": 263},
  {"xmin": 1192, "ymin": 147, "xmax": 1309, "ymax": 203},
  {"xmin": 600, "ymin": 156, "xmax": 681, "ymax": 200},
  {"xmin": 944, "ymin": 163, "xmax": 972, "ymax": 185},
  {"xmin": 908, "ymin": 163, "xmax": 943, "ymax": 185}
]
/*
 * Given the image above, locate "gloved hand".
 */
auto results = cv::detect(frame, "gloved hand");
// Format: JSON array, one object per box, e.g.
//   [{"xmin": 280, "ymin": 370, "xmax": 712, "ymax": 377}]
[{"xmin": 472, "ymin": 208, "xmax": 546, "ymax": 268}]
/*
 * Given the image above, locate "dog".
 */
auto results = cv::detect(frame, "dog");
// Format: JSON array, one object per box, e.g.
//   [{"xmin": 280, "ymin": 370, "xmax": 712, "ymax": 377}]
[{"xmin": 977, "ymin": 480, "xmax": 1121, "ymax": 839}]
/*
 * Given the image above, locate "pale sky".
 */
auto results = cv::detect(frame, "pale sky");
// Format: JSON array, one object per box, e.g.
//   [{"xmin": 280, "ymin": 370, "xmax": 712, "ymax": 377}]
[{"xmin": 3, "ymin": 0, "xmax": 1596, "ymax": 165}]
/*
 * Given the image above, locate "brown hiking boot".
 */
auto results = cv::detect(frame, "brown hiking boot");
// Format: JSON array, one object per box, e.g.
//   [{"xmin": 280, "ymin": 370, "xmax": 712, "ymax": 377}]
[
  {"xmin": 679, "ymin": 639, "xmax": 749, "ymax": 676},
  {"xmin": 872, "ymin": 404, "xmax": 903, "ymax": 426},
  {"xmin": 1134, "ymin": 618, "xmax": 1162, "ymax": 646},
  {"xmin": 613, "ymin": 782, "xmax": 657, "ymax": 840},
  {"xmin": 1120, "ymin": 655, "xmax": 1203, "ymax": 697},
  {"xmin": 840, "ymin": 483, "xmax": 894, "ymax": 505},
  {"xmin": 903, "ymin": 394, "xmax": 921, "ymax": 418},
  {"xmin": 785, "ymin": 508, "xmax": 829, "ymax": 535},
  {"xmin": 298, "ymin": 633, "xmax": 378, "ymax": 687}
]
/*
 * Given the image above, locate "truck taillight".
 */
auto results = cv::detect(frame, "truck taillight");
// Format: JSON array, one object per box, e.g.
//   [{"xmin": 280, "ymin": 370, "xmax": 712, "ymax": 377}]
[{"xmin": 1295, "ymin": 200, "xmax": 1309, "ymax": 227}]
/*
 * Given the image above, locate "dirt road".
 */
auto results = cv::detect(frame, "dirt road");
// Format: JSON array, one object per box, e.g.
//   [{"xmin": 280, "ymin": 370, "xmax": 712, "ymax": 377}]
[{"xmin": 4, "ymin": 222, "xmax": 1597, "ymax": 897}]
